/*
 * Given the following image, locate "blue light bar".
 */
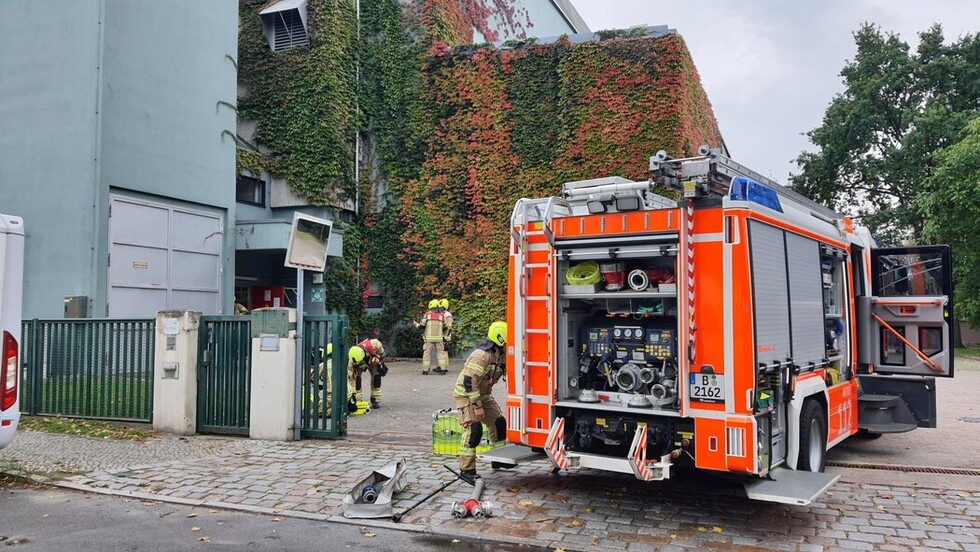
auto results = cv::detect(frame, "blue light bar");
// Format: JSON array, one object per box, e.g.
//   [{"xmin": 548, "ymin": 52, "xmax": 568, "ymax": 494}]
[{"xmin": 729, "ymin": 176, "xmax": 783, "ymax": 212}]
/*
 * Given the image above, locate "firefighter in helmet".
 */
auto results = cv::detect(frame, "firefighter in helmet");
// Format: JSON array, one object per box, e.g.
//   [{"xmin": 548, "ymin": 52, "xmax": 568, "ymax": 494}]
[
  {"xmin": 416, "ymin": 299, "xmax": 449, "ymax": 375},
  {"xmin": 439, "ymin": 298, "xmax": 454, "ymax": 359},
  {"xmin": 312, "ymin": 343, "xmax": 332, "ymax": 412},
  {"xmin": 454, "ymin": 321, "xmax": 507, "ymax": 483},
  {"xmin": 347, "ymin": 338, "xmax": 387, "ymax": 411}
]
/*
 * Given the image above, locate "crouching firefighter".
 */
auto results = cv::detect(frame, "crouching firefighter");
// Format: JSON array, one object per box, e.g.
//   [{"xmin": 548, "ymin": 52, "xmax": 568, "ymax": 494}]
[
  {"xmin": 347, "ymin": 338, "xmax": 387, "ymax": 412},
  {"xmin": 453, "ymin": 321, "xmax": 507, "ymax": 483}
]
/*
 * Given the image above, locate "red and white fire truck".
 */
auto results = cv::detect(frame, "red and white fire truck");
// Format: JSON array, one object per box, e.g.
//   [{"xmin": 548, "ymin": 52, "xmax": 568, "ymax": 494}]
[{"xmin": 484, "ymin": 148, "xmax": 953, "ymax": 505}]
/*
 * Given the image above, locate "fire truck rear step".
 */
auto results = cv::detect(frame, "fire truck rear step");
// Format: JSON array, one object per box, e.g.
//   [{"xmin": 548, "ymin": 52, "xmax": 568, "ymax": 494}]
[
  {"xmin": 478, "ymin": 445, "xmax": 545, "ymax": 468},
  {"xmin": 743, "ymin": 467, "xmax": 841, "ymax": 506}
]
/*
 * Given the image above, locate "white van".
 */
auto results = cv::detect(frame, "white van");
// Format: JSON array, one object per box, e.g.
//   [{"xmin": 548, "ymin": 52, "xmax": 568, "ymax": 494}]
[{"xmin": 0, "ymin": 213, "xmax": 24, "ymax": 449}]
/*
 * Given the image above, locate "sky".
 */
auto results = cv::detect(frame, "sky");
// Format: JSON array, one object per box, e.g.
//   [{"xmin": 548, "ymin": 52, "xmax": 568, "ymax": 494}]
[{"xmin": 572, "ymin": 1, "xmax": 980, "ymax": 185}]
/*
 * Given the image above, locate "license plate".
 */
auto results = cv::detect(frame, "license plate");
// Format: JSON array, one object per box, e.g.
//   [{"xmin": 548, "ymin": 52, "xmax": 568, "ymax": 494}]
[{"xmin": 690, "ymin": 373, "xmax": 725, "ymax": 403}]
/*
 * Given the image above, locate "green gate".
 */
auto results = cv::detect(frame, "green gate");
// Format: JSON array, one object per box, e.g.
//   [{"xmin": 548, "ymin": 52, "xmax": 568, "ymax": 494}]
[
  {"xmin": 301, "ymin": 315, "xmax": 348, "ymax": 438},
  {"xmin": 20, "ymin": 318, "xmax": 155, "ymax": 422},
  {"xmin": 197, "ymin": 316, "xmax": 251, "ymax": 435}
]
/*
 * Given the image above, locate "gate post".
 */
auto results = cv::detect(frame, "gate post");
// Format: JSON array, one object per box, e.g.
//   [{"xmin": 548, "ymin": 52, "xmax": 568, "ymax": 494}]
[
  {"xmin": 152, "ymin": 311, "xmax": 201, "ymax": 435},
  {"xmin": 249, "ymin": 308, "xmax": 297, "ymax": 441}
]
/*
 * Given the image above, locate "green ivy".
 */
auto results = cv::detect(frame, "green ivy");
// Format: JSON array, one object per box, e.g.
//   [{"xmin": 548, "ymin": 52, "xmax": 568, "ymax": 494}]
[{"xmin": 237, "ymin": 0, "xmax": 358, "ymax": 205}]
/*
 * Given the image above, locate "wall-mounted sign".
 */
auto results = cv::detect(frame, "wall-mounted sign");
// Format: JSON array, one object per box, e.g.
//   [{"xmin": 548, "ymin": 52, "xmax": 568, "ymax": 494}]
[
  {"xmin": 163, "ymin": 318, "xmax": 180, "ymax": 336},
  {"xmin": 133, "ymin": 261, "xmax": 148, "ymax": 269}
]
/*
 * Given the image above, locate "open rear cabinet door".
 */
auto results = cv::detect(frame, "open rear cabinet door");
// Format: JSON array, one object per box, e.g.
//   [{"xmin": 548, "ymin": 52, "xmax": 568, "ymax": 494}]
[
  {"xmin": 856, "ymin": 245, "xmax": 952, "ymax": 431},
  {"xmin": 858, "ymin": 245, "xmax": 953, "ymax": 378}
]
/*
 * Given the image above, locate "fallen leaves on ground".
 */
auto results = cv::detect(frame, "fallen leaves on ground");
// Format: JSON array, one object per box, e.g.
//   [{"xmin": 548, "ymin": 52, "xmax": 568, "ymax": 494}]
[
  {"xmin": 570, "ymin": 519, "xmax": 583, "ymax": 527},
  {"xmin": 518, "ymin": 499, "xmax": 533, "ymax": 506},
  {"xmin": 186, "ymin": 513, "xmax": 198, "ymax": 518}
]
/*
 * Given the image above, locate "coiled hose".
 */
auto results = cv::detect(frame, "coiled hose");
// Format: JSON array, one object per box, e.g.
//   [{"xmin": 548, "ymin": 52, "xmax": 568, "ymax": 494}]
[{"xmin": 565, "ymin": 261, "xmax": 600, "ymax": 285}]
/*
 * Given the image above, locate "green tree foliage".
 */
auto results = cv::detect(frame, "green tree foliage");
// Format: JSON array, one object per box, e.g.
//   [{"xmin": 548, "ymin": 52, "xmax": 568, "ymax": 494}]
[
  {"xmin": 792, "ymin": 24, "xmax": 980, "ymax": 244},
  {"xmin": 920, "ymin": 118, "xmax": 980, "ymax": 326}
]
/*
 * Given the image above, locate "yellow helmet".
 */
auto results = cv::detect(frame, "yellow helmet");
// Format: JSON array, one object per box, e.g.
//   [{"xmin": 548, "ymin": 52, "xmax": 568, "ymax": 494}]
[
  {"xmin": 349, "ymin": 346, "xmax": 365, "ymax": 364},
  {"xmin": 428, "ymin": 299, "xmax": 439, "ymax": 309},
  {"xmin": 439, "ymin": 299, "xmax": 449, "ymax": 310},
  {"xmin": 487, "ymin": 321, "xmax": 507, "ymax": 347}
]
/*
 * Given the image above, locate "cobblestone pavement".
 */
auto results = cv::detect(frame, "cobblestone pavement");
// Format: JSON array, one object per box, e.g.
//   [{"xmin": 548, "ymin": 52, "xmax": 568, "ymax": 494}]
[{"xmin": 3, "ymin": 431, "xmax": 979, "ymax": 552}]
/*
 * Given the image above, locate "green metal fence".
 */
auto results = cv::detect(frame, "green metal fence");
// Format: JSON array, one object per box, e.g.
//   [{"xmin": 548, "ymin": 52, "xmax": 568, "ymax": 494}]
[
  {"xmin": 197, "ymin": 316, "xmax": 251, "ymax": 436},
  {"xmin": 20, "ymin": 319, "xmax": 155, "ymax": 422},
  {"xmin": 301, "ymin": 315, "xmax": 348, "ymax": 439}
]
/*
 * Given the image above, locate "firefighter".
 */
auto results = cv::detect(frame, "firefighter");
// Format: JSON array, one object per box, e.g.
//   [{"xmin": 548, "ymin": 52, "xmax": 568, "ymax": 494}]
[
  {"xmin": 454, "ymin": 321, "xmax": 507, "ymax": 483},
  {"xmin": 347, "ymin": 338, "xmax": 387, "ymax": 411},
  {"xmin": 416, "ymin": 299, "xmax": 448, "ymax": 375},
  {"xmin": 439, "ymin": 298, "xmax": 454, "ymax": 361},
  {"xmin": 316, "ymin": 343, "xmax": 332, "ymax": 412}
]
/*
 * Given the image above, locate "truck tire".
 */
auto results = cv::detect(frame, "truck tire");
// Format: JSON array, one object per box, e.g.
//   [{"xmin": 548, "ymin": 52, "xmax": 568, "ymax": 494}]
[{"xmin": 797, "ymin": 399, "xmax": 827, "ymax": 472}]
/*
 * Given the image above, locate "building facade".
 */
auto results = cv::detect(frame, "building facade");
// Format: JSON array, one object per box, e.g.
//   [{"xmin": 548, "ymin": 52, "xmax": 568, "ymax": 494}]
[{"xmin": 0, "ymin": 0, "xmax": 239, "ymax": 318}]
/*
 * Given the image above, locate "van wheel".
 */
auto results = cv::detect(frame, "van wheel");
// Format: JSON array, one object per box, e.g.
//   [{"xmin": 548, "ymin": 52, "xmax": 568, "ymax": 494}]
[{"xmin": 797, "ymin": 399, "xmax": 827, "ymax": 472}]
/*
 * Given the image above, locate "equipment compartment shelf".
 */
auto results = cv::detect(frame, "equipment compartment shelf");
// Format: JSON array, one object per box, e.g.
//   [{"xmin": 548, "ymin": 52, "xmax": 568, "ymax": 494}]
[{"xmin": 561, "ymin": 291, "xmax": 677, "ymax": 299}]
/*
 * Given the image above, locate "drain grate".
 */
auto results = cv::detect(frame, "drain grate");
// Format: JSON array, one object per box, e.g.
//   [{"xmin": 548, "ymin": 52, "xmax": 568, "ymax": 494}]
[{"xmin": 826, "ymin": 461, "xmax": 980, "ymax": 477}]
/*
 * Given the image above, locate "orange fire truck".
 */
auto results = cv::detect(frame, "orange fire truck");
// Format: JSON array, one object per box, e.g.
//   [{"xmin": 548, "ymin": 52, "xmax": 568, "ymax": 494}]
[{"xmin": 482, "ymin": 147, "xmax": 953, "ymax": 505}]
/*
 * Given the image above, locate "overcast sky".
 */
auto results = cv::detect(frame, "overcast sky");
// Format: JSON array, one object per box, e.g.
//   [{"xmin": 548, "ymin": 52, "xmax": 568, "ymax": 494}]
[{"xmin": 573, "ymin": 1, "xmax": 980, "ymax": 184}]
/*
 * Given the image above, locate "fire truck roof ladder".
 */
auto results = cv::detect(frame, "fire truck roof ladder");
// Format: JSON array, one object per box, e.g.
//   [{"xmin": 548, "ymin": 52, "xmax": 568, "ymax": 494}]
[{"xmin": 650, "ymin": 146, "xmax": 841, "ymax": 221}]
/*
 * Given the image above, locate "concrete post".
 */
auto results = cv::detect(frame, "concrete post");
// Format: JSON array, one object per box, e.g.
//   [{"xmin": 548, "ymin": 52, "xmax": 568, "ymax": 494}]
[
  {"xmin": 152, "ymin": 310, "xmax": 201, "ymax": 435},
  {"xmin": 249, "ymin": 308, "xmax": 298, "ymax": 441}
]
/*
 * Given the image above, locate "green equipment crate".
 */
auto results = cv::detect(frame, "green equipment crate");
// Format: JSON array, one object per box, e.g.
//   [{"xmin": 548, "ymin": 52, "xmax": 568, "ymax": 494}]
[{"xmin": 432, "ymin": 408, "xmax": 493, "ymax": 455}]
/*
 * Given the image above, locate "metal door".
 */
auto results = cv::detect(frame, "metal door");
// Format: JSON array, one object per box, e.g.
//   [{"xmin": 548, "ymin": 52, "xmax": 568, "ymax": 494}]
[
  {"xmin": 197, "ymin": 316, "xmax": 250, "ymax": 435},
  {"xmin": 108, "ymin": 196, "xmax": 222, "ymax": 317},
  {"xmin": 857, "ymin": 245, "xmax": 953, "ymax": 377}
]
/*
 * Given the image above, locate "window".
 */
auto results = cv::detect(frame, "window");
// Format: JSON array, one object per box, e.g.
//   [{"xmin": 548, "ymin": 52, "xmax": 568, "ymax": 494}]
[
  {"xmin": 873, "ymin": 250, "xmax": 948, "ymax": 297},
  {"xmin": 259, "ymin": 0, "xmax": 309, "ymax": 53},
  {"xmin": 880, "ymin": 326, "xmax": 906, "ymax": 366},
  {"xmin": 366, "ymin": 295, "xmax": 384, "ymax": 309},
  {"xmin": 237, "ymin": 175, "xmax": 265, "ymax": 206}
]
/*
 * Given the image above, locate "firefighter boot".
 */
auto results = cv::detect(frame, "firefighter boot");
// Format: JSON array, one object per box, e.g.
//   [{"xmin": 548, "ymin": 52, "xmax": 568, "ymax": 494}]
[
  {"xmin": 460, "ymin": 470, "xmax": 480, "ymax": 485},
  {"xmin": 370, "ymin": 398, "xmax": 381, "ymax": 410}
]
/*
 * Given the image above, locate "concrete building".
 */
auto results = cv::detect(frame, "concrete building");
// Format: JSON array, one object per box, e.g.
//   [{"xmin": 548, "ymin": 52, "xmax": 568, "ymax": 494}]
[{"xmin": 0, "ymin": 0, "xmax": 239, "ymax": 319}]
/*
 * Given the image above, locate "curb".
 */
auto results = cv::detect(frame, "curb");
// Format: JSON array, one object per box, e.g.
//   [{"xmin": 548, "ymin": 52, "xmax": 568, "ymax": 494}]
[{"xmin": 3, "ymin": 471, "xmax": 573, "ymax": 552}]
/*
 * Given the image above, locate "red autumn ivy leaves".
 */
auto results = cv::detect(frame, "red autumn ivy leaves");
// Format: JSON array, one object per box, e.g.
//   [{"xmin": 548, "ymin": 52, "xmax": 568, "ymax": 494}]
[{"xmin": 397, "ymin": 33, "xmax": 723, "ymax": 339}]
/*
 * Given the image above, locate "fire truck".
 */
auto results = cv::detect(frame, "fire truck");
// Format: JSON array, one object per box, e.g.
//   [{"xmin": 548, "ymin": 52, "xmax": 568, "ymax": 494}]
[{"xmin": 482, "ymin": 147, "xmax": 953, "ymax": 505}]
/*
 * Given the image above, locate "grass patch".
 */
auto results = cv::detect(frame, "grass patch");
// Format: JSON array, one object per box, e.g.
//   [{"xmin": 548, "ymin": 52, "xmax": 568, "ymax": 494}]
[
  {"xmin": 18, "ymin": 416, "xmax": 154, "ymax": 441},
  {"xmin": 955, "ymin": 345, "xmax": 980, "ymax": 361}
]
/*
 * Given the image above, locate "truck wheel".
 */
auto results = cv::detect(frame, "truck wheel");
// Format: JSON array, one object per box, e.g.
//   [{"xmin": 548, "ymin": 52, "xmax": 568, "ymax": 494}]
[{"xmin": 797, "ymin": 399, "xmax": 827, "ymax": 472}]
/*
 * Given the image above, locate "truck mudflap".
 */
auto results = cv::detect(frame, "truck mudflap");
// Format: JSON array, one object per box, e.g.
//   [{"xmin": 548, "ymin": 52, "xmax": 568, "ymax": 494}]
[
  {"xmin": 544, "ymin": 417, "xmax": 673, "ymax": 481},
  {"xmin": 742, "ymin": 467, "xmax": 841, "ymax": 506}
]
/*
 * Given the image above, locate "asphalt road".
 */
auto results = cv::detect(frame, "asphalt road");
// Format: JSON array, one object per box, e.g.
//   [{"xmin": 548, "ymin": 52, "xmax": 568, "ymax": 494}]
[{"xmin": 0, "ymin": 483, "xmax": 544, "ymax": 552}]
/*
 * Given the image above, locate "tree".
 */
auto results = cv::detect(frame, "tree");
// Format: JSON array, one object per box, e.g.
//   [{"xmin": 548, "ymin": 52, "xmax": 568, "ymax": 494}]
[
  {"xmin": 920, "ymin": 117, "xmax": 980, "ymax": 327},
  {"xmin": 791, "ymin": 24, "xmax": 980, "ymax": 244}
]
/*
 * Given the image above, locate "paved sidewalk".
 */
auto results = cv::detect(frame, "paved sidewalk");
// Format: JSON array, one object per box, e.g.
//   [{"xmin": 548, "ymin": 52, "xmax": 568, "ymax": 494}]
[{"xmin": 3, "ymin": 431, "xmax": 979, "ymax": 552}]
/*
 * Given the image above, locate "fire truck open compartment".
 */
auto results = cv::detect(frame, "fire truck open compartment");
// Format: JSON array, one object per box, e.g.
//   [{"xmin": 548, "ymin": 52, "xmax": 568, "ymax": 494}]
[{"xmin": 554, "ymin": 235, "xmax": 682, "ymax": 416}]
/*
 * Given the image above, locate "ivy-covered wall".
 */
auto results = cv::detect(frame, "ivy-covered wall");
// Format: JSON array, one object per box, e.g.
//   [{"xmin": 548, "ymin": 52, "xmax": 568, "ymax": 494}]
[
  {"xmin": 238, "ymin": 0, "xmax": 358, "ymax": 205},
  {"xmin": 237, "ymin": 0, "xmax": 722, "ymax": 353},
  {"xmin": 393, "ymin": 33, "xmax": 722, "ymax": 347}
]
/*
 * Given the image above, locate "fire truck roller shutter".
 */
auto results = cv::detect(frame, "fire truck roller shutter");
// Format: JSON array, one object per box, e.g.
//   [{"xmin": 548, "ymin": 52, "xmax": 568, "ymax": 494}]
[
  {"xmin": 785, "ymin": 233, "xmax": 828, "ymax": 367},
  {"xmin": 748, "ymin": 221, "xmax": 791, "ymax": 365}
]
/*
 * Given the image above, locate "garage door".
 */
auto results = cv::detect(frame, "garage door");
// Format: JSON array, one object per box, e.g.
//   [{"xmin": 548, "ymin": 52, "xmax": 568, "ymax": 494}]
[{"xmin": 108, "ymin": 196, "xmax": 222, "ymax": 317}]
